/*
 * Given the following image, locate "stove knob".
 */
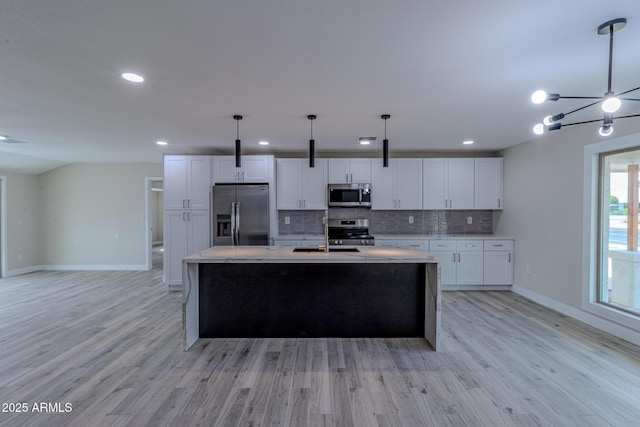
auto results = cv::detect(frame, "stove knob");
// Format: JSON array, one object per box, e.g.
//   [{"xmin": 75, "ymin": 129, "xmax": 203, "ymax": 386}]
[{"xmin": 360, "ymin": 240, "xmax": 365, "ymax": 245}]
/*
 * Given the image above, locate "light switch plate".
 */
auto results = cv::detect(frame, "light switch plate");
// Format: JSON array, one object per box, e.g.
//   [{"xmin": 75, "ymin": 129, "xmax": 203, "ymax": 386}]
[
  {"xmin": 408, "ymin": 216, "xmax": 414, "ymax": 224},
  {"xmin": 467, "ymin": 216, "xmax": 473, "ymax": 224},
  {"xmin": 284, "ymin": 216, "xmax": 290, "ymax": 225}
]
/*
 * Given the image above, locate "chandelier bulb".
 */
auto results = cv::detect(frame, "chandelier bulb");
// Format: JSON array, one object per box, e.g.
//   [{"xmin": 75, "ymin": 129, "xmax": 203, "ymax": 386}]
[
  {"xmin": 601, "ymin": 96, "xmax": 621, "ymax": 113},
  {"xmin": 599, "ymin": 125, "xmax": 613, "ymax": 136},
  {"xmin": 543, "ymin": 116, "xmax": 553, "ymax": 126},
  {"xmin": 533, "ymin": 123, "xmax": 544, "ymax": 135},
  {"xmin": 531, "ymin": 90, "xmax": 547, "ymax": 104}
]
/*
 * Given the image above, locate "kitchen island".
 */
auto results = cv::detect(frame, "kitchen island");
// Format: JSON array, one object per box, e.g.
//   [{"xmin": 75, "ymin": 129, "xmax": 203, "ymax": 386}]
[{"xmin": 182, "ymin": 246, "xmax": 440, "ymax": 350}]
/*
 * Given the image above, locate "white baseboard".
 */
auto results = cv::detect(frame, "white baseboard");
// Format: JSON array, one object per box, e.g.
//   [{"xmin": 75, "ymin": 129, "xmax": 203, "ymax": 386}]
[
  {"xmin": 5, "ymin": 265, "xmax": 44, "ymax": 277},
  {"xmin": 43, "ymin": 264, "xmax": 148, "ymax": 271},
  {"xmin": 512, "ymin": 285, "xmax": 640, "ymax": 347}
]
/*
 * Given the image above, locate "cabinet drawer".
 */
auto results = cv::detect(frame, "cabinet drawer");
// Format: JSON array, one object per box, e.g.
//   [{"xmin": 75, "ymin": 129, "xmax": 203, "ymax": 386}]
[
  {"xmin": 456, "ymin": 240, "xmax": 483, "ymax": 251},
  {"xmin": 429, "ymin": 240, "xmax": 456, "ymax": 251},
  {"xmin": 484, "ymin": 240, "xmax": 514, "ymax": 251}
]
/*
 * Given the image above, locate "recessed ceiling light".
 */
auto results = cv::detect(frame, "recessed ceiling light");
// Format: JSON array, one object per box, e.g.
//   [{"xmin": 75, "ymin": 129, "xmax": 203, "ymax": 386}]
[
  {"xmin": 259, "ymin": 141, "xmax": 269, "ymax": 145},
  {"xmin": 359, "ymin": 136, "xmax": 376, "ymax": 145},
  {"xmin": 462, "ymin": 140, "xmax": 474, "ymax": 145},
  {"xmin": 0, "ymin": 135, "xmax": 7, "ymax": 140},
  {"xmin": 156, "ymin": 140, "xmax": 168, "ymax": 146},
  {"xmin": 122, "ymin": 72, "xmax": 144, "ymax": 83}
]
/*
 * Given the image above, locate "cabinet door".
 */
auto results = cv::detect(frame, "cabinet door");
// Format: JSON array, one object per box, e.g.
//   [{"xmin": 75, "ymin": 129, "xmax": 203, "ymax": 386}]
[
  {"xmin": 188, "ymin": 157, "xmax": 212, "ymax": 210},
  {"xmin": 394, "ymin": 159, "xmax": 422, "ymax": 209},
  {"xmin": 276, "ymin": 159, "xmax": 302, "ymax": 209},
  {"xmin": 164, "ymin": 210, "xmax": 189, "ymax": 285},
  {"xmin": 484, "ymin": 251, "xmax": 513, "ymax": 285},
  {"xmin": 189, "ymin": 210, "xmax": 211, "ymax": 253},
  {"xmin": 349, "ymin": 159, "xmax": 372, "ymax": 183},
  {"xmin": 371, "ymin": 159, "xmax": 395, "ymax": 209},
  {"xmin": 422, "ymin": 158, "xmax": 448, "ymax": 209},
  {"xmin": 475, "ymin": 158, "xmax": 503, "ymax": 209},
  {"xmin": 164, "ymin": 156, "xmax": 188, "ymax": 210},
  {"xmin": 430, "ymin": 250, "xmax": 457, "ymax": 285},
  {"xmin": 456, "ymin": 251, "xmax": 484, "ymax": 285},
  {"xmin": 243, "ymin": 156, "xmax": 270, "ymax": 182},
  {"xmin": 328, "ymin": 159, "xmax": 350, "ymax": 183},
  {"xmin": 448, "ymin": 158, "xmax": 474, "ymax": 209},
  {"xmin": 301, "ymin": 159, "xmax": 328, "ymax": 209},
  {"xmin": 213, "ymin": 156, "xmax": 240, "ymax": 183}
]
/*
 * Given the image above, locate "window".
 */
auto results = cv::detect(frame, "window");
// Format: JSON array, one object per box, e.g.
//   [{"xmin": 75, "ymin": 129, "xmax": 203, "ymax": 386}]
[
  {"xmin": 598, "ymin": 148, "xmax": 640, "ymax": 316},
  {"xmin": 583, "ymin": 137, "xmax": 640, "ymax": 334}
]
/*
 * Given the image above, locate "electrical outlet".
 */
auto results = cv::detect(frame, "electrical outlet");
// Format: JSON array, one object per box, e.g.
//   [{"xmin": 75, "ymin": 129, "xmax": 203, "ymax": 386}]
[
  {"xmin": 409, "ymin": 216, "xmax": 414, "ymax": 224},
  {"xmin": 17, "ymin": 254, "xmax": 23, "ymax": 262},
  {"xmin": 115, "ymin": 233, "xmax": 120, "ymax": 240},
  {"xmin": 526, "ymin": 264, "xmax": 532, "ymax": 274},
  {"xmin": 284, "ymin": 216, "xmax": 290, "ymax": 225},
  {"xmin": 467, "ymin": 216, "xmax": 473, "ymax": 224}
]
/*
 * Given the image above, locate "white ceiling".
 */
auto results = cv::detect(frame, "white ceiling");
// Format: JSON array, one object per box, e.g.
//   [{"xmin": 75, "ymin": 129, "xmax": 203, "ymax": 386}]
[{"xmin": 2, "ymin": 1, "xmax": 640, "ymax": 174}]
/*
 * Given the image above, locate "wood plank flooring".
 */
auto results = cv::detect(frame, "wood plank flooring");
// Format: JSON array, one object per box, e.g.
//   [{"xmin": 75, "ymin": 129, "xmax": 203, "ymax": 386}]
[{"xmin": 1, "ymin": 264, "xmax": 640, "ymax": 426}]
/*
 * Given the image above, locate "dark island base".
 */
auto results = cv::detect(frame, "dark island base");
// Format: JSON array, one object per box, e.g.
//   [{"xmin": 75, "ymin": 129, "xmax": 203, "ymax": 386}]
[{"xmin": 199, "ymin": 263, "xmax": 426, "ymax": 338}]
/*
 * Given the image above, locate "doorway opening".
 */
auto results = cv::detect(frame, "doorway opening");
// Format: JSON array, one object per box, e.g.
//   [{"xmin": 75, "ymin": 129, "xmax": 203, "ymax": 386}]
[
  {"xmin": 145, "ymin": 177, "xmax": 164, "ymax": 271},
  {"xmin": 0, "ymin": 176, "xmax": 6, "ymax": 278}
]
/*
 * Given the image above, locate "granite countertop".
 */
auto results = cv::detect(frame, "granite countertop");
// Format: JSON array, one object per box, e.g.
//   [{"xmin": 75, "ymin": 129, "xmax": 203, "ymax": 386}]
[{"xmin": 183, "ymin": 245, "xmax": 437, "ymax": 264}]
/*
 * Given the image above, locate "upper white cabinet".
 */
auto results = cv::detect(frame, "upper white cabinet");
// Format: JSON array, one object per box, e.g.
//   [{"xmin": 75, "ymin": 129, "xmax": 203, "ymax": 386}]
[
  {"xmin": 276, "ymin": 158, "xmax": 328, "ymax": 210},
  {"xmin": 213, "ymin": 155, "xmax": 271, "ymax": 183},
  {"xmin": 474, "ymin": 158, "xmax": 503, "ymax": 209},
  {"xmin": 423, "ymin": 158, "xmax": 474, "ymax": 210},
  {"xmin": 164, "ymin": 155, "xmax": 212, "ymax": 210},
  {"xmin": 371, "ymin": 158, "xmax": 422, "ymax": 210},
  {"xmin": 328, "ymin": 158, "xmax": 372, "ymax": 183}
]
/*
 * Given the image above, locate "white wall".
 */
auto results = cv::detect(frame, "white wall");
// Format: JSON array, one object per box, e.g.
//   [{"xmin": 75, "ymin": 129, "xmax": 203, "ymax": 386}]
[
  {"xmin": 0, "ymin": 171, "xmax": 41, "ymax": 275},
  {"xmin": 497, "ymin": 120, "xmax": 640, "ymax": 343},
  {"xmin": 38, "ymin": 163, "xmax": 162, "ymax": 269}
]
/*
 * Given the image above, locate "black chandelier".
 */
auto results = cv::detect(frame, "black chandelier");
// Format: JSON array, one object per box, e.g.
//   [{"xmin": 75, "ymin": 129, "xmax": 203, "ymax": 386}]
[{"xmin": 532, "ymin": 18, "xmax": 640, "ymax": 137}]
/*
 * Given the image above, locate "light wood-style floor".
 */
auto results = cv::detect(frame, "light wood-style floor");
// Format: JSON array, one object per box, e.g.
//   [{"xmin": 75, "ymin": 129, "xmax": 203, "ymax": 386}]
[{"xmin": 1, "ymin": 261, "xmax": 640, "ymax": 426}]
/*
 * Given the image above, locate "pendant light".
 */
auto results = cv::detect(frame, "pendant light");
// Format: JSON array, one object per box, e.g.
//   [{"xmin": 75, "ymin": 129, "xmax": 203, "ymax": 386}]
[
  {"xmin": 233, "ymin": 115, "xmax": 242, "ymax": 167},
  {"xmin": 308, "ymin": 115, "xmax": 316, "ymax": 168},
  {"xmin": 381, "ymin": 114, "xmax": 390, "ymax": 167}
]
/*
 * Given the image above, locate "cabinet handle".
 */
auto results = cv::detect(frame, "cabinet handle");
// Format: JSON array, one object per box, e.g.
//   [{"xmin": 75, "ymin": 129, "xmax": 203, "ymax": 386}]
[
  {"xmin": 242, "ymin": 171, "xmax": 245, "ymax": 181},
  {"xmin": 457, "ymin": 253, "xmax": 461, "ymax": 262},
  {"xmin": 508, "ymin": 253, "xmax": 511, "ymax": 263},
  {"xmin": 452, "ymin": 253, "xmax": 456, "ymax": 262},
  {"xmin": 498, "ymin": 198, "xmax": 501, "ymax": 208},
  {"xmin": 346, "ymin": 173, "xmax": 349, "ymax": 182},
  {"xmin": 182, "ymin": 212, "xmax": 187, "ymax": 221},
  {"xmin": 303, "ymin": 200, "xmax": 306, "ymax": 208},
  {"xmin": 350, "ymin": 173, "xmax": 353, "ymax": 182}
]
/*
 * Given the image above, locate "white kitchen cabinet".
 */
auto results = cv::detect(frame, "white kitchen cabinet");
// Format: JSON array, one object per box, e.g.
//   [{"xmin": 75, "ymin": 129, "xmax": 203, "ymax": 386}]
[
  {"xmin": 213, "ymin": 155, "xmax": 271, "ymax": 183},
  {"xmin": 371, "ymin": 159, "xmax": 422, "ymax": 210},
  {"xmin": 328, "ymin": 158, "xmax": 372, "ymax": 183},
  {"xmin": 423, "ymin": 158, "xmax": 474, "ymax": 209},
  {"xmin": 474, "ymin": 158, "xmax": 503, "ymax": 209},
  {"xmin": 429, "ymin": 240, "xmax": 483, "ymax": 286},
  {"xmin": 400, "ymin": 240, "xmax": 429, "ymax": 251},
  {"xmin": 164, "ymin": 155, "xmax": 212, "ymax": 210},
  {"xmin": 276, "ymin": 158, "xmax": 328, "ymax": 210},
  {"xmin": 164, "ymin": 209, "xmax": 210, "ymax": 289},
  {"xmin": 483, "ymin": 240, "xmax": 514, "ymax": 285}
]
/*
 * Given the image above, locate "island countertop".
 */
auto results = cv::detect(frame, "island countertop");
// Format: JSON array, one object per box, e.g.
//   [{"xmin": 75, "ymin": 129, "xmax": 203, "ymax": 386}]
[{"xmin": 183, "ymin": 245, "xmax": 437, "ymax": 264}]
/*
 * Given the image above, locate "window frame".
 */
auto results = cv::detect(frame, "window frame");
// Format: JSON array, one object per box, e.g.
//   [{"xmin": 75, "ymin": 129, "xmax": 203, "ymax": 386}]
[{"xmin": 583, "ymin": 137, "xmax": 640, "ymax": 331}]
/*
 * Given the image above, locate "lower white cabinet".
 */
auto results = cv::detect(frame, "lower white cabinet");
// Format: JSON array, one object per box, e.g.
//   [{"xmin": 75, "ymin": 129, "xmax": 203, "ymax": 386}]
[
  {"xmin": 483, "ymin": 240, "xmax": 514, "ymax": 285},
  {"xmin": 164, "ymin": 209, "xmax": 210, "ymax": 289},
  {"xmin": 429, "ymin": 240, "xmax": 484, "ymax": 286}
]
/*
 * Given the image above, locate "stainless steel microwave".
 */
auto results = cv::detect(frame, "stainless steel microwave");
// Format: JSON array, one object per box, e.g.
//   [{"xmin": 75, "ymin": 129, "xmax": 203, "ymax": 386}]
[{"xmin": 328, "ymin": 183, "xmax": 372, "ymax": 207}]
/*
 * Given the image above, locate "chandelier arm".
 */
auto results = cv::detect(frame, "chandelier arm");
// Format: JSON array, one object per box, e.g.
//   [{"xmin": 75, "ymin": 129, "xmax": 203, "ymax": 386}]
[
  {"xmin": 562, "ymin": 118, "xmax": 607, "ymax": 127},
  {"xmin": 564, "ymin": 100, "xmax": 604, "ymax": 116},
  {"xmin": 612, "ymin": 113, "xmax": 640, "ymax": 120},
  {"xmin": 557, "ymin": 96, "xmax": 603, "ymax": 100},
  {"xmin": 620, "ymin": 98, "xmax": 640, "ymax": 102},
  {"xmin": 619, "ymin": 85, "xmax": 640, "ymax": 96}
]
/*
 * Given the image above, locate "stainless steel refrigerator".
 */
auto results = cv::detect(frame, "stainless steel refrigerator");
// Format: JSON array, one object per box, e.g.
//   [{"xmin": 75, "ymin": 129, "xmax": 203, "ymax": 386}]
[{"xmin": 212, "ymin": 184, "xmax": 269, "ymax": 246}]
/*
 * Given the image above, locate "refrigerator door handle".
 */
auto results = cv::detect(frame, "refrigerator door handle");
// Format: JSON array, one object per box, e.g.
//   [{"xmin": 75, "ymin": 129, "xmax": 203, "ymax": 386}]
[
  {"xmin": 235, "ymin": 202, "xmax": 241, "ymax": 245},
  {"xmin": 230, "ymin": 202, "xmax": 237, "ymax": 246}
]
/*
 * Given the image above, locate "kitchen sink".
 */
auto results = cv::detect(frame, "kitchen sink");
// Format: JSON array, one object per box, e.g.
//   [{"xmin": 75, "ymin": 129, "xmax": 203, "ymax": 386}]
[{"xmin": 292, "ymin": 247, "xmax": 360, "ymax": 253}]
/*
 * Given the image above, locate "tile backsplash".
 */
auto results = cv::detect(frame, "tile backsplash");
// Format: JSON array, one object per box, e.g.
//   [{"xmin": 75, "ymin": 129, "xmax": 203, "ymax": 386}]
[{"xmin": 278, "ymin": 208, "xmax": 494, "ymax": 235}]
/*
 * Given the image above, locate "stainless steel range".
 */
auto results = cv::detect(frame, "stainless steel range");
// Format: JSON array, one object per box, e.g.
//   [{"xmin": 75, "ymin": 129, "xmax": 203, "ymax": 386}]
[{"xmin": 328, "ymin": 219, "xmax": 375, "ymax": 246}]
